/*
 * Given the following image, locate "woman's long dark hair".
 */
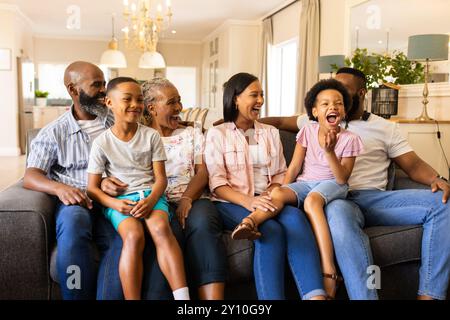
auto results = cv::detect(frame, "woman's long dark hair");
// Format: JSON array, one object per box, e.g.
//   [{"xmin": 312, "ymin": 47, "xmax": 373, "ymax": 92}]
[{"xmin": 223, "ymin": 73, "xmax": 259, "ymax": 123}]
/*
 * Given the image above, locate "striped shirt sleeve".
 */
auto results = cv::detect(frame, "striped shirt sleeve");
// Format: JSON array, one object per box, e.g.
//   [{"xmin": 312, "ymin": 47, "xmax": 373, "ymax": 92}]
[{"xmin": 27, "ymin": 128, "xmax": 58, "ymax": 174}]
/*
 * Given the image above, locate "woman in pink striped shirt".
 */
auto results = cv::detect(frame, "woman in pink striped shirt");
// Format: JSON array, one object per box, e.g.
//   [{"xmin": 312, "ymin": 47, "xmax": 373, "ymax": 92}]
[
  {"xmin": 205, "ymin": 73, "xmax": 327, "ymax": 300},
  {"xmin": 230, "ymin": 79, "xmax": 363, "ymax": 299}
]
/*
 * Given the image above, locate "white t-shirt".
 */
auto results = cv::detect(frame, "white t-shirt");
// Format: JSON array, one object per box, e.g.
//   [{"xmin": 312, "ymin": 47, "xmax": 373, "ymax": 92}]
[
  {"xmin": 249, "ymin": 144, "xmax": 269, "ymax": 195},
  {"xmin": 87, "ymin": 123, "xmax": 167, "ymax": 195},
  {"xmin": 297, "ymin": 113, "xmax": 412, "ymax": 190},
  {"xmin": 77, "ymin": 117, "xmax": 105, "ymax": 142}
]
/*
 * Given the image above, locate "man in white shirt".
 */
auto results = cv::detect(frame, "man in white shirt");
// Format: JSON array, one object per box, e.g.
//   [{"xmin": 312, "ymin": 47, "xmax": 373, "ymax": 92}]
[{"xmin": 260, "ymin": 67, "xmax": 450, "ymax": 300}]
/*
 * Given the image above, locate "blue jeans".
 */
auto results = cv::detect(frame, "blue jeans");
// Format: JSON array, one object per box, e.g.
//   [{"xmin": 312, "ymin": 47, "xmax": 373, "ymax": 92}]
[
  {"xmin": 55, "ymin": 201, "xmax": 99, "ymax": 300},
  {"xmin": 171, "ymin": 199, "xmax": 227, "ymax": 288},
  {"xmin": 325, "ymin": 189, "xmax": 450, "ymax": 300},
  {"xmin": 215, "ymin": 202, "xmax": 325, "ymax": 300},
  {"xmin": 286, "ymin": 179, "xmax": 348, "ymax": 207}
]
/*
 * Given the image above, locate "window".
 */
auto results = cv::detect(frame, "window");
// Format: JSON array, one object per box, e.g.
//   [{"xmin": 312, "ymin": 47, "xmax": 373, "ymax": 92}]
[
  {"xmin": 267, "ymin": 39, "xmax": 298, "ymax": 117},
  {"xmin": 38, "ymin": 63, "xmax": 70, "ymax": 100},
  {"xmin": 37, "ymin": 63, "xmax": 111, "ymax": 100},
  {"xmin": 166, "ymin": 67, "xmax": 197, "ymax": 108}
]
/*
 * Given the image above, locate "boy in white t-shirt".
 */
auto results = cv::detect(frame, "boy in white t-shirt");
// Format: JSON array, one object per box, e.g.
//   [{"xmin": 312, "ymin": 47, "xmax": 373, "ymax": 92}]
[{"xmin": 87, "ymin": 77, "xmax": 189, "ymax": 300}]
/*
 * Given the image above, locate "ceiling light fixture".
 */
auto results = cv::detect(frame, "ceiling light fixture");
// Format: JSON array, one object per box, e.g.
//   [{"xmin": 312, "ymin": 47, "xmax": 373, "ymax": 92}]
[
  {"xmin": 100, "ymin": 14, "xmax": 127, "ymax": 69},
  {"xmin": 122, "ymin": 0, "xmax": 173, "ymax": 69}
]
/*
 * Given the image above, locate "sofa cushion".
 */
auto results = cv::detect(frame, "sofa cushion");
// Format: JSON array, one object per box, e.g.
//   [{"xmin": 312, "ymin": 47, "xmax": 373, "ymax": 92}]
[
  {"xmin": 221, "ymin": 231, "xmax": 254, "ymax": 284},
  {"xmin": 0, "ymin": 180, "xmax": 56, "ymax": 299},
  {"xmin": 279, "ymin": 130, "xmax": 297, "ymax": 164},
  {"xmin": 365, "ymin": 225, "xmax": 422, "ymax": 267}
]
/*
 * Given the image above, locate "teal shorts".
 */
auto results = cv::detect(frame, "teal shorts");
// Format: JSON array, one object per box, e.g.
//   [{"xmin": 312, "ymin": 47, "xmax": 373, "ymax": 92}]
[{"xmin": 103, "ymin": 189, "xmax": 171, "ymax": 231}]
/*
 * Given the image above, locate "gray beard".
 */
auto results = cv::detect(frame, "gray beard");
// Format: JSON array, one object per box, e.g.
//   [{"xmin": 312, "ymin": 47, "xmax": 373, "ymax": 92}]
[{"xmin": 80, "ymin": 103, "xmax": 108, "ymax": 118}]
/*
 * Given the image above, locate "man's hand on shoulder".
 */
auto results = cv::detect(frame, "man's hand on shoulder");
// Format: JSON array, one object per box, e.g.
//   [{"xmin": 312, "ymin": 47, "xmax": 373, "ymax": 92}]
[
  {"xmin": 55, "ymin": 185, "xmax": 93, "ymax": 209},
  {"xmin": 431, "ymin": 176, "xmax": 449, "ymax": 204},
  {"xmin": 213, "ymin": 119, "xmax": 224, "ymax": 126}
]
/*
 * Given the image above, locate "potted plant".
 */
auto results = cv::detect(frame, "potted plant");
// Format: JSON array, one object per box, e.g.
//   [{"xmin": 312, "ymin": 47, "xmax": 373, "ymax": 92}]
[
  {"xmin": 332, "ymin": 48, "xmax": 425, "ymax": 118},
  {"xmin": 334, "ymin": 48, "xmax": 425, "ymax": 89},
  {"xmin": 35, "ymin": 90, "xmax": 49, "ymax": 106}
]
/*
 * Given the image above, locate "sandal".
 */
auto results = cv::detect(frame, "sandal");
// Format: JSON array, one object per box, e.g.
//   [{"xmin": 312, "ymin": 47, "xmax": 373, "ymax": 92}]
[
  {"xmin": 322, "ymin": 273, "xmax": 343, "ymax": 300},
  {"xmin": 231, "ymin": 217, "xmax": 262, "ymax": 241}
]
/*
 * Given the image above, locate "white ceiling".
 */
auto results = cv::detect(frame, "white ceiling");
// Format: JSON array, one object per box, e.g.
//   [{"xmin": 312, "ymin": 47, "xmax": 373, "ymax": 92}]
[
  {"xmin": 350, "ymin": 0, "xmax": 450, "ymax": 53},
  {"xmin": 1, "ymin": 0, "xmax": 290, "ymax": 41}
]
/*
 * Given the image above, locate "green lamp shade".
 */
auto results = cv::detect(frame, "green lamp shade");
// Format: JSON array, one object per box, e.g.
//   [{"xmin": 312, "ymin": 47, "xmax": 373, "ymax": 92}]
[
  {"xmin": 407, "ymin": 34, "xmax": 449, "ymax": 61},
  {"xmin": 319, "ymin": 55, "xmax": 345, "ymax": 74}
]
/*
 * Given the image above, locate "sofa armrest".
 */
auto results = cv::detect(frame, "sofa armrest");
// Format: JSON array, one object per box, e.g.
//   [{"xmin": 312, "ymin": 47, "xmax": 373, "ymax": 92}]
[{"xmin": 0, "ymin": 180, "xmax": 56, "ymax": 299}]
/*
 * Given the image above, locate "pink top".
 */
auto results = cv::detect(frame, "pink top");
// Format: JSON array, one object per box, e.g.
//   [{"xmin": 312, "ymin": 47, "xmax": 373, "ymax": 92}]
[
  {"xmin": 205, "ymin": 121, "xmax": 287, "ymax": 202},
  {"xmin": 297, "ymin": 122, "xmax": 364, "ymax": 182}
]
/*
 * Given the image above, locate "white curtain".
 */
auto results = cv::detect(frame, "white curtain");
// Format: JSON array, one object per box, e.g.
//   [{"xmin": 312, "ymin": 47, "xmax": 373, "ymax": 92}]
[
  {"xmin": 260, "ymin": 18, "xmax": 273, "ymax": 117},
  {"xmin": 296, "ymin": 0, "xmax": 320, "ymax": 114}
]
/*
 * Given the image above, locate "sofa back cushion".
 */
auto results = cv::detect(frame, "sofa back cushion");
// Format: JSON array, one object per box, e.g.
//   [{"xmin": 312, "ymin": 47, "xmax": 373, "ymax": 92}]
[{"xmin": 279, "ymin": 130, "xmax": 297, "ymax": 165}]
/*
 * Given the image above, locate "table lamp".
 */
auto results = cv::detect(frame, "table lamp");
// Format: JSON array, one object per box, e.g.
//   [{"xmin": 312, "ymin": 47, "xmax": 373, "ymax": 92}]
[
  {"xmin": 319, "ymin": 55, "xmax": 345, "ymax": 78},
  {"xmin": 407, "ymin": 34, "xmax": 449, "ymax": 121}
]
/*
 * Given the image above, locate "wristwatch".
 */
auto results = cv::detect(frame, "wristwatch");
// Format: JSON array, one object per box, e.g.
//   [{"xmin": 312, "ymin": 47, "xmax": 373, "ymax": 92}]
[{"xmin": 435, "ymin": 175, "xmax": 449, "ymax": 182}]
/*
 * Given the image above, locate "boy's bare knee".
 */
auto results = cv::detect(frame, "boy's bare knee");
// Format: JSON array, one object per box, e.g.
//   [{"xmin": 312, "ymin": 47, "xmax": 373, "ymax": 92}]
[
  {"xmin": 123, "ymin": 227, "xmax": 145, "ymax": 251},
  {"xmin": 148, "ymin": 217, "xmax": 172, "ymax": 242}
]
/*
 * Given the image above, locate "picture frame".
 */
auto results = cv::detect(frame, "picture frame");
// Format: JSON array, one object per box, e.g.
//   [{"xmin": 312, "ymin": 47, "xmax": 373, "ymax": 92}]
[{"xmin": 0, "ymin": 48, "xmax": 12, "ymax": 71}]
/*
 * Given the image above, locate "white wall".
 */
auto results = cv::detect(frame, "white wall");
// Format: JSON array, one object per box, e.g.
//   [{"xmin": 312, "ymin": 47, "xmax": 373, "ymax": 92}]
[
  {"xmin": 320, "ymin": 0, "xmax": 347, "ymax": 55},
  {"xmin": 0, "ymin": 6, "xmax": 34, "ymax": 156},
  {"xmin": 33, "ymin": 37, "xmax": 203, "ymax": 108},
  {"xmin": 397, "ymin": 84, "xmax": 450, "ymax": 120},
  {"xmin": 201, "ymin": 21, "xmax": 262, "ymax": 128},
  {"xmin": 157, "ymin": 41, "xmax": 203, "ymax": 106}
]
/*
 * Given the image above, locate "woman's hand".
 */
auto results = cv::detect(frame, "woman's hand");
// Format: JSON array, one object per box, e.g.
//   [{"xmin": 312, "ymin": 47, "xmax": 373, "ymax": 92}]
[
  {"xmin": 113, "ymin": 199, "xmax": 136, "ymax": 215},
  {"xmin": 176, "ymin": 197, "xmax": 193, "ymax": 229},
  {"xmin": 244, "ymin": 195, "xmax": 278, "ymax": 213}
]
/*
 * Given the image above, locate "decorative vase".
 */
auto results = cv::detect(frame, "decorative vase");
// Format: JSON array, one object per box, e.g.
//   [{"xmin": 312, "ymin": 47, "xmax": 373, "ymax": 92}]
[{"xmin": 36, "ymin": 97, "xmax": 47, "ymax": 106}]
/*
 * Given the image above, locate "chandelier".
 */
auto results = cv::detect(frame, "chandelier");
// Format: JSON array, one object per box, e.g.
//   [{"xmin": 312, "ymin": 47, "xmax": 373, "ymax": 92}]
[{"xmin": 122, "ymin": 0, "xmax": 173, "ymax": 69}]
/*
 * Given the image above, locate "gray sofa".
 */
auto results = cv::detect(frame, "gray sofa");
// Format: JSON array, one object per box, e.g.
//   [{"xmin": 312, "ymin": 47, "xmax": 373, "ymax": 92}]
[{"xmin": 0, "ymin": 129, "xmax": 448, "ymax": 300}]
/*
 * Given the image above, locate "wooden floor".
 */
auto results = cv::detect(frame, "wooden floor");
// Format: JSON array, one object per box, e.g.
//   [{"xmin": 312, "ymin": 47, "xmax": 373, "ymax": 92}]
[{"xmin": 0, "ymin": 156, "xmax": 26, "ymax": 191}]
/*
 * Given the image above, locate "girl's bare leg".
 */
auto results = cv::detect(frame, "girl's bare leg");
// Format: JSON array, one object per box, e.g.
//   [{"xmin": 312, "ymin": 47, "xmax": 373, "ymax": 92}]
[
  {"xmin": 247, "ymin": 187, "xmax": 298, "ymax": 226},
  {"xmin": 145, "ymin": 211, "xmax": 187, "ymax": 291},
  {"xmin": 117, "ymin": 218, "xmax": 145, "ymax": 300},
  {"xmin": 303, "ymin": 192, "xmax": 338, "ymax": 298}
]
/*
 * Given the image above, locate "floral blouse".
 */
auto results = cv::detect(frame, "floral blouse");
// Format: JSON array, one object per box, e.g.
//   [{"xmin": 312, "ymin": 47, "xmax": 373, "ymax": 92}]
[{"xmin": 161, "ymin": 126, "xmax": 209, "ymax": 204}]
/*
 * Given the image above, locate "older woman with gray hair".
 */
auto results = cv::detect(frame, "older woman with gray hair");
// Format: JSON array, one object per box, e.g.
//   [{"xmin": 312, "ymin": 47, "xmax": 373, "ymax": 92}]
[{"xmin": 139, "ymin": 78, "xmax": 226, "ymax": 299}]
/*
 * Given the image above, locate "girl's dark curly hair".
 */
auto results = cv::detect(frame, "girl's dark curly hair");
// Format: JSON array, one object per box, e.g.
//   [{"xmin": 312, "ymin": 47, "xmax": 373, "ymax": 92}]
[{"xmin": 304, "ymin": 79, "xmax": 352, "ymax": 121}]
